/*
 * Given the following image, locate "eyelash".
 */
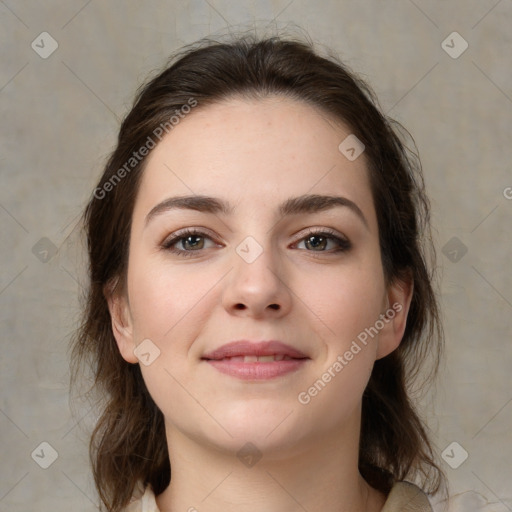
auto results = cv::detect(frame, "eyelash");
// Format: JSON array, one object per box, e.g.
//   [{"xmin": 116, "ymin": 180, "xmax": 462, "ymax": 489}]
[{"xmin": 161, "ymin": 228, "xmax": 352, "ymax": 258}]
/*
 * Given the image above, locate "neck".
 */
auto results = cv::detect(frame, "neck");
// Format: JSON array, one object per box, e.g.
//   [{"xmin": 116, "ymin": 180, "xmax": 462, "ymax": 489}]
[{"xmin": 155, "ymin": 416, "xmax": 385, "ymax": 512}]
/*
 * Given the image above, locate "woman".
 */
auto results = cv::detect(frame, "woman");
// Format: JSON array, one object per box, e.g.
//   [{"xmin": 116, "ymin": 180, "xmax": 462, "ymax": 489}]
[{"xmin": 71, "ymin": 33, "xmax": 445, "ymax": 512}]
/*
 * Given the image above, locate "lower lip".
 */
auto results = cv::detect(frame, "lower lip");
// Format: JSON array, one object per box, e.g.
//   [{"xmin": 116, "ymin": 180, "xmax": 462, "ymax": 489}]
[{"xmin": 205, "ymin": 359, "xmax": 308, "ymax": 380}]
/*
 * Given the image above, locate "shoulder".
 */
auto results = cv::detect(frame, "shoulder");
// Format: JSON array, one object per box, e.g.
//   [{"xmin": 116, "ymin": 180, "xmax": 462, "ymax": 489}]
[
  {"xmin": 122, "ymin": 484, "xmax": 159, "ymax": 512},
  {"xmin": 382, "ymin": 481, "xmax": 433, "ymax": 512}
]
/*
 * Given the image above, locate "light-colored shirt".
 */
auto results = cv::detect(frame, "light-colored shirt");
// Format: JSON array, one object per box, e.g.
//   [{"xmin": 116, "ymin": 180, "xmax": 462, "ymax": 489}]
[{"xmin": 123, "ymin": 481, "xmax": 433, "ymax": 511}]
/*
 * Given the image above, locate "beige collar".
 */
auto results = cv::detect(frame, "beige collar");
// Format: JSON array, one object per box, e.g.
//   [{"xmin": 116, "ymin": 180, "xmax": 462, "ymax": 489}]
[{"xmin": 125, "ymin": 480, "xmax": 432, "ymax": 511}]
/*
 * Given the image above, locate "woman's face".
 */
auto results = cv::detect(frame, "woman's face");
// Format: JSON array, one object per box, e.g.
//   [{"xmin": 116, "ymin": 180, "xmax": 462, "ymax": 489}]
[{"xmin": 109, "ymin": 96, "xmax": 410, "ymax": 457}]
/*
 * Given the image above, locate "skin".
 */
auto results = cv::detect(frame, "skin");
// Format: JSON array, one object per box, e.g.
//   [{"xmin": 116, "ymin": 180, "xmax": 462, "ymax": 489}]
[{"xmin": 108, "ymin": 96, "xmax": 413, "ymax": 512}]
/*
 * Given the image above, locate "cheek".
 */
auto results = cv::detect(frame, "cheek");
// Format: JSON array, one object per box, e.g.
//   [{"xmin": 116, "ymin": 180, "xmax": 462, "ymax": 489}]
[
  {"xmin": 126, "ymin": 255, "xmax": 213, "ymax": 341},
  {"xmin": 300, "ymin": 255, "xmax": 385, "ymax": 396},
  {"xmin": 125, "ymin": 258, "xmax": 215, "ymax": 429},
  {"xmin": 294, "ymin": 271, "xmax": 384, "ymax": 423},
  {"xmin": 304, "ymin": 257, "xmax": 386, "ymax": 343}
]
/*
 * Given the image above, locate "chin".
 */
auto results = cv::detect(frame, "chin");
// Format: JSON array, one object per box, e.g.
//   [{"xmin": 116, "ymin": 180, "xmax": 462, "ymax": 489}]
[{"xmin": 204, "ymin": 402, "xmax": 310, "ymax": 455}]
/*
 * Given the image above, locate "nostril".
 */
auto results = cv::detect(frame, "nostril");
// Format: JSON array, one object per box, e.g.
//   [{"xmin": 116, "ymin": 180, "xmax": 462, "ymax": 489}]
[{"xmin": 233, "ymin": 303, "xmax": 279, "ymax": 310}]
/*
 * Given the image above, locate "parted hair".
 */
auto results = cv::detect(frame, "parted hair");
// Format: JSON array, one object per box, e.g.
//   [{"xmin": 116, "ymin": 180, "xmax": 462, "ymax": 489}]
[{"xmin": 71, "ymin": 33, "xmax": 445, "ymax": 512}]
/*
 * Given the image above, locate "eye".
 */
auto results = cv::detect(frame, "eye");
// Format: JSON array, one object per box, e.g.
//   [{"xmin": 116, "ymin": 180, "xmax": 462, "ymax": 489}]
[
  {"xmin": 293, "ymin": 228, "xmax": 351, "ymax": 254},
  {"xmin": 161, "ymin": 228, "xmax": 220, "ymax": 257}
]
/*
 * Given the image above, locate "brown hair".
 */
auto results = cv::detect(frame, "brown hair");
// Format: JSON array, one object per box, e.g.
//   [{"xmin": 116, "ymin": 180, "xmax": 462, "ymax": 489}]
[{"xmin": 71, "ymin": 33, "xmax": 444, "ymax": 511}]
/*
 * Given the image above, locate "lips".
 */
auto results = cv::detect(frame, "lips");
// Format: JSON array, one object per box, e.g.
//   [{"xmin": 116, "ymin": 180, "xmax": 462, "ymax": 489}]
[
  {"xmin": 202, "ymin": 340, "xmax": 309, "ymax": 380},
  {"xmin": 215, "ymin": 354, "xmax": 295, "ymax": 362},
  {"xmin": 201, "ymin": 340, "xmax": 309, "ymax": 361}
]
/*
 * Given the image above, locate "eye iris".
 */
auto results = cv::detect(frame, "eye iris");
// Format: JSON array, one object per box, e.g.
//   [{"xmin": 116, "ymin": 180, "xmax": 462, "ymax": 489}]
[
  {"xmin": 183, "ymin": 235, "xmax": 204, "ymax": 250},
  {"xmin": 305, "ymin": 235, "xmax": 327, "ymax": 251}
]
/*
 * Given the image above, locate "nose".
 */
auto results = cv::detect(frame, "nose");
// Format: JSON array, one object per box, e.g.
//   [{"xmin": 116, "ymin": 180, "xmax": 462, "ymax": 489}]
[{"xmin": 221, "ymin": 240, "xmax": 292, "ymax": 319}]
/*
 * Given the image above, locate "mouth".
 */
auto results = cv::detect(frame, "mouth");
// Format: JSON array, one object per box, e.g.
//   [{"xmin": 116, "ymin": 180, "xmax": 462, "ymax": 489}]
[
  {"xmin": 201, "ymin": 340, "xmax": 309, "ymax": 380},
  {"xmin": 202, "ymin": 340, "xmax": 308, "ymax": 360},
  {"xmin": 207, "ymin": 354, "xmax": 298, "ymax": 363}
]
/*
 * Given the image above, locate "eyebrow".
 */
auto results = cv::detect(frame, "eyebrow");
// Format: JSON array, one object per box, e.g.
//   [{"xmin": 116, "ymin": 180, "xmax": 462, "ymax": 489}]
[{"xmin": 145, "ymin": 193, "xmax": 369, "ymax": 229}]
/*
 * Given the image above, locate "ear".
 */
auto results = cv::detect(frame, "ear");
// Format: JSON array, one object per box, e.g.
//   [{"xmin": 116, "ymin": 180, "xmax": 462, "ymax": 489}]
[
  {"xmin": 104, "ymin": 279, "xmax": 138, "ymax": 364},
  {"xmin": 375, "ymin": 272, "xmax": 414, "ymax": 360}
]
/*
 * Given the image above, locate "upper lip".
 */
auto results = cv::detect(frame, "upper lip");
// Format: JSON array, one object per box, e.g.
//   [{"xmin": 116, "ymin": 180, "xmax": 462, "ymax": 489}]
[{"xmin": 202, "ymin": 340, "xmax": 309, "ymax": 360}]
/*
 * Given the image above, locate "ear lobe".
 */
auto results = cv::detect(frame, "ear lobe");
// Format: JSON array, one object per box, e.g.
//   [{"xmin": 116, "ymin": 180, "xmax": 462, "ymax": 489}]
[
  {"xmin": 375, "ymin": 274, "xmax": 414, "ymax": 360},
  {"xmin": 105, "ymin": 280, "xmax": 138, "ymax": 364}
]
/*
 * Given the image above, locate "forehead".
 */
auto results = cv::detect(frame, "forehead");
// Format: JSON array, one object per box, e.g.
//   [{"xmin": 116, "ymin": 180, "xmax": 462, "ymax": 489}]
[{"xmin": 134, "ymin": 95, "xmax": 375, "ymax": 225}]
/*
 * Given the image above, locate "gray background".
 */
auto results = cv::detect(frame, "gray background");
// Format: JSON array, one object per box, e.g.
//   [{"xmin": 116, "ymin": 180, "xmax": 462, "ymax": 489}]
[{"xmin": 1, "ymin": 1, "xmax": 511, "ymax": 511}]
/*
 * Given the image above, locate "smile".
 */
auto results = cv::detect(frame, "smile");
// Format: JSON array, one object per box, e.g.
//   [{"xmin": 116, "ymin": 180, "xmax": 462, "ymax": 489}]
[
  {"xmin": 204, "ymin": 356, "xmax": 308, "ymax": 380},
  {"xmin": 213, "ymin": 354, "xmax": 295, "ymax": 362}
]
